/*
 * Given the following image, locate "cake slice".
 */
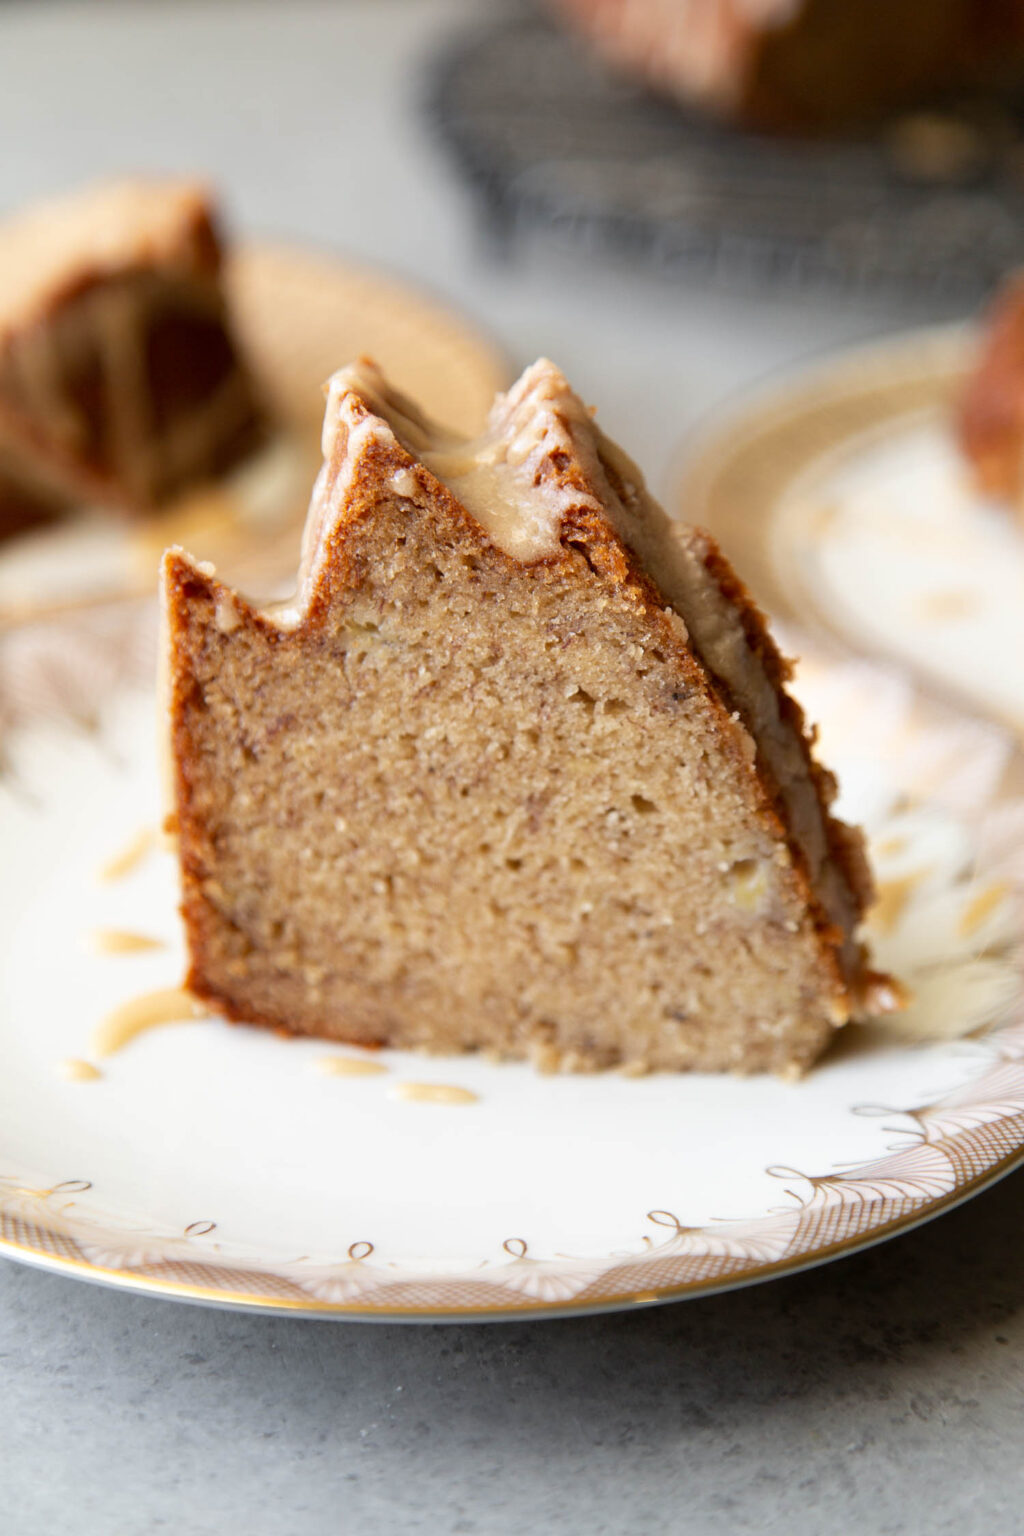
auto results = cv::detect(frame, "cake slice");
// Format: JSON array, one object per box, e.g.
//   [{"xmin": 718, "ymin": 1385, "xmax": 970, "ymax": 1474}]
[
  {"xmin": 957, "ymin": 270, "xmax": 1024, "ymax": 516},
  {"xmin": 162, "ymin": 358, "xmax": 891, "ymax": 1075},
  {"xmin": 0, "ymin": 177, "xmax": 265, "ymax": 532}
]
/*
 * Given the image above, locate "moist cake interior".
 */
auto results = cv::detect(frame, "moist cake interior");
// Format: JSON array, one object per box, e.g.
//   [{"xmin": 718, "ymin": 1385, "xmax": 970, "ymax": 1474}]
[{"xmin": 162, "ymin": 359, "xmax": 890, "ymax": 1075}]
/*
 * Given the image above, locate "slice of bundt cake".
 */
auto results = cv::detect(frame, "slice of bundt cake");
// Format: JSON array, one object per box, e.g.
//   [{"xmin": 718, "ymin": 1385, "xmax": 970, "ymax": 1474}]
[
  {"xmin": 958, "ymin": 270, "xmax": 1024, "ymax": 516},
  {"xmin": 0, "ymin": 177, "xmax": 265, "ymax": 533},
  {"xmin": 161, "ymin": 358, "xmax": 892, "ymax": 1075}
]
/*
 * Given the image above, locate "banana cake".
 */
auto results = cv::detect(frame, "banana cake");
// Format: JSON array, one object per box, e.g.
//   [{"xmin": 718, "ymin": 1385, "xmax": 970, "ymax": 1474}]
[
  {"xmin": 0, "ymin": 177, "xmax": 265, "ymax": 534},
  {"xmin": 161, "ymin": 358, "xmax": 892, "ymax": 1075}
]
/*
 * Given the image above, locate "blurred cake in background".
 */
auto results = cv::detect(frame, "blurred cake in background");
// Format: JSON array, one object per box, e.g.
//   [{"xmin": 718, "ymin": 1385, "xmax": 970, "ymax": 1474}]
[
  {"xmin": 0, "ymin": 178, "xmax": 266, "ymax": 536},
  {"xmin": 958, "ymin": 270, "xmax": 1024, "ymax": 515},
  {"xmin": 550, "ymin": 0, "xmax": 1024, "ymax": 133}
]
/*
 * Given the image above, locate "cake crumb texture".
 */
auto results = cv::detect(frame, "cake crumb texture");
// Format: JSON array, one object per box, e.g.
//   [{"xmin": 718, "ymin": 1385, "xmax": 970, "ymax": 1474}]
[{"xmin": 163, "ymin": 358, "xmax": 886, "ymax": 1075}]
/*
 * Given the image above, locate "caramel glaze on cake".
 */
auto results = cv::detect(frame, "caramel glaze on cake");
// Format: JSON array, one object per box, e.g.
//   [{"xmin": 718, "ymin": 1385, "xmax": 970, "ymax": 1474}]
[
  {"xmin": 0, "ymin": 178, "xmax": 265, "ymax": 532},
  {"xmin": 958, "ymin": 270, "xmax": 1024, "ymax": 513},
  {"xmin": 162, "ymin": 358, "xmax": 895, "ymax": 1076}
]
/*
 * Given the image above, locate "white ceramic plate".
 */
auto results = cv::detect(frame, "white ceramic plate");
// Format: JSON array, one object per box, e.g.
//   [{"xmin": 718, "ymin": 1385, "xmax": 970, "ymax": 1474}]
[
  {"xmin": 676, "ymin": 326, "xmax": 1024, "ymax": 739},
  {"xmin": 1, "ymin": 604, "xmax": 1023, "ymax": 1320}
]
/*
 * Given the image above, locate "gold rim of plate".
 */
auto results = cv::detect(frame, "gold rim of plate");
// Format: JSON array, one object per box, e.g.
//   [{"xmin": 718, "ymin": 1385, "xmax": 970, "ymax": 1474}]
[{"xmin": 4, "ymin": 1141, "xmax": 1023, "ymax": 1321}]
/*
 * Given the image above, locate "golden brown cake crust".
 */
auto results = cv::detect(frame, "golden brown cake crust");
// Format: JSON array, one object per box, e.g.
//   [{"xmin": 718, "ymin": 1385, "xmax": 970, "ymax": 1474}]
[
  {"xmin": 958, "ymin": 271, "xmax": 1024, "ymax": 511},
  {"xmin": 163, "ymin": 360, "xmax": 889, "ymax": 1074},
  {"xmin": 670, "ymin": 527, "xmax": 875, "ymax": 965}
]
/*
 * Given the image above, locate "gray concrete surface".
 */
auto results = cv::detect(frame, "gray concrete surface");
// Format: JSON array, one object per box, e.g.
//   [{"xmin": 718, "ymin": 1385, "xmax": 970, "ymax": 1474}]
[
  {"xmin": 1, "ymin": 4, "xmax": 1020, "ymax": 1532},
  {"xmin": 4, "ymin": 1169, "xmax": 1023, "ymax": 1535}
]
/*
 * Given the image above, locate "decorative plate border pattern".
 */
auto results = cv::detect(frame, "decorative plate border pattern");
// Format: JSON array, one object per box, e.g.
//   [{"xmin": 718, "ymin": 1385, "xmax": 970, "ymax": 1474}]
[
  {"xmin": 4, "ymin": 1041, "xmax": 1024, "ymax": 1319},
  {"xmin": 2, "ymin": 603, "xmax": 1024, "ymax": 1320}
]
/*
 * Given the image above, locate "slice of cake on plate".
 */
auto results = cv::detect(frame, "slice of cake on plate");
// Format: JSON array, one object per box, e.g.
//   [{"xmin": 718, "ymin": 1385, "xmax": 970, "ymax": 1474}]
[
  {"xmin": 0, "ymin": 177, "xmax": 265, "ymax": 534},
  {"xmin": 161, "ymin": 358, "xmax": 893, "ymax": 1075}
]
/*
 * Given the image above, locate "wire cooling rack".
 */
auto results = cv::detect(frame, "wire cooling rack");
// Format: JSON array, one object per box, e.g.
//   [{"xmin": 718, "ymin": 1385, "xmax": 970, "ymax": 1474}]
[{"xmin": 426, "ymin": 8, "xmax": 1024, "ymax": 301}]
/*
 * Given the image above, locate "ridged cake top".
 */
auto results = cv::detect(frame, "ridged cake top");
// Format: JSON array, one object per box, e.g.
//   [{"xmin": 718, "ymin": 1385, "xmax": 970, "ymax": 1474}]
[{"xmin": 320, "ymin": 357, "xmax": 608, "ymax": 562}]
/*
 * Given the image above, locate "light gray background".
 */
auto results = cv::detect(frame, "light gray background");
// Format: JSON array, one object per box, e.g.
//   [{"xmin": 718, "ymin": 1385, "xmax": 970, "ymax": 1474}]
[{"xmin": 1, "ymin": 4, "xmax": 1021, "ymax": 1531}]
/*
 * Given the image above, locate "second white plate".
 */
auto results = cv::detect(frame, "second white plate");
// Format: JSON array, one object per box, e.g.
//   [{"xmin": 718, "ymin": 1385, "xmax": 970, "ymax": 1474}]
[{"xmin": 677, "ymin": 326, "xmax": 1024, "ymax": 739}]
